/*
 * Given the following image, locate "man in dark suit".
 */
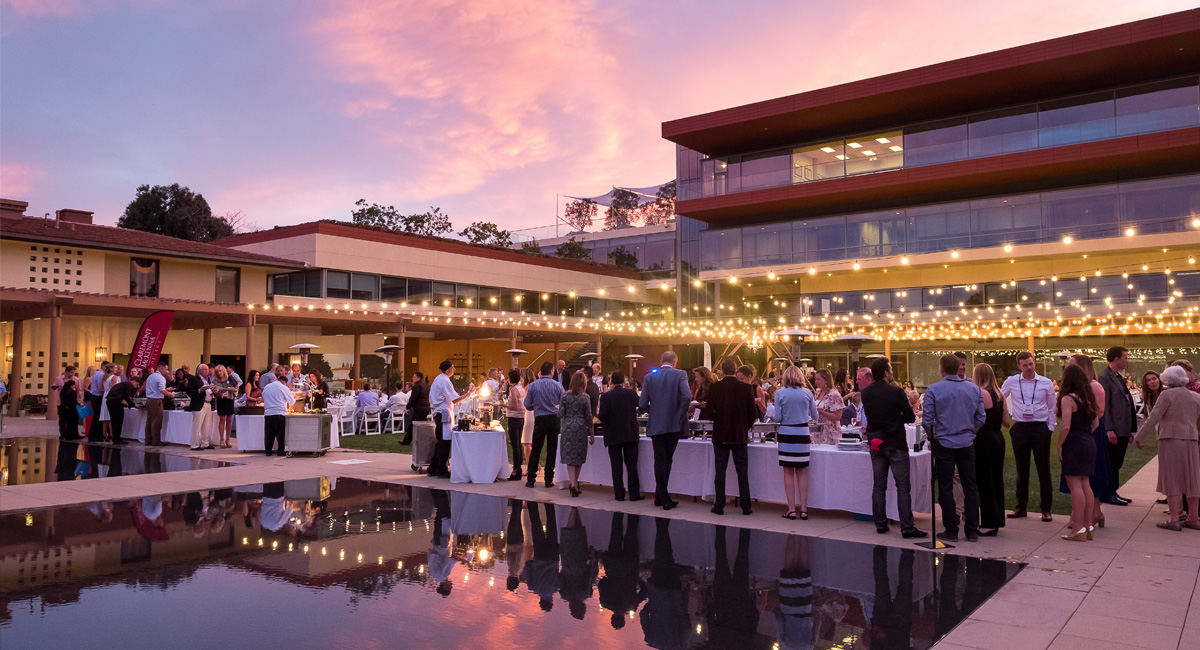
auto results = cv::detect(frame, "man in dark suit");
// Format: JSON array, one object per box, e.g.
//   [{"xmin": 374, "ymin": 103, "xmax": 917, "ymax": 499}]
[
  {"xmin": 400, "ymin": 372, "xmax": 429, "ymax": 445},
  {"xmin": 1099, "ymin": 345, "xmax": 1136, "ymax": 505},
  {"xmin": 861, "ymin": 358, "xmax": 926, "ymax": 538},
  {"xmin": 555, "ymin": 359, "xmax": 571, "ymax": 391},
  {"xmin": 707, "ymin": 359, "xmax": 758, "ymax": 515},
  {"xmin": 598, "ymin": 370, "xmax": 642, "ymax": 501},
  {"xmin": 638, "ymin": 351, "xmax": 691, "ymax": 510}
]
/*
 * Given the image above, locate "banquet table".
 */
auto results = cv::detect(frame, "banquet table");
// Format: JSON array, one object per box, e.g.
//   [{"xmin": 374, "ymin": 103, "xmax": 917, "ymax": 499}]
[
  {"xmin": 121, "ymin": 408, "xmax": 212, "ymax": 446},
  {"xmin": 449, "ymin": 492, "xmax": 507, "ymax": 535},
  {"xmin": 555, "ymin": 437, "xmax": 931, "ymax": 520},
  {"xmin": 449, "ymin": 427, "xmax": 508, "ymax": 484},
  {"xmin": 233, "ymin": 413, "xmax": 341, "ymax": 452}
]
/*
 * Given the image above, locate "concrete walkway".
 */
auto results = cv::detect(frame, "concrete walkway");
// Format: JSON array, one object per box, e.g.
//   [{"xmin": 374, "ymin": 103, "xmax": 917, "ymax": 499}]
[{"xmin": 2, "ymin": 418, "xmax": 1197, "ymax": 650}]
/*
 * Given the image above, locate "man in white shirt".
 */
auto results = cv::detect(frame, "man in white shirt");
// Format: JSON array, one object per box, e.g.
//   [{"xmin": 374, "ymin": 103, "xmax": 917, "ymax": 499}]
[
  {"xmin": 1000, "ymin": 351, "xmax": 1058, "ymax": 521},
  {"xmin": 592, "ymin": 363, "xmax": 604, "ymax": 391},
  {"xmin": 355, "ymin": 387, "xmax": 381, "ymax": 434},
  {"xmin": 383, "ymin": 382, "xmax": 409, "ymax": 431},
  {"xmin": 262, "ymin": 365, "xmax": 295, "ymax": 456},
  {"xmin": 484, "ymin": 368, "xmax": 501, "ymax": 404},
  {"xmin": 143, "ymin": 361, "xmax": 174, "ymax": 446},
  {"xmin": 428, "ymin": 360, "xmax": 475, "ymax": 478}
]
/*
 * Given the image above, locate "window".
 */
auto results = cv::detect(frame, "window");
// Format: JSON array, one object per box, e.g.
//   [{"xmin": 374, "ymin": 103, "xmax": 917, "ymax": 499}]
[
  {"xmin": 1038, "ymin": 91, "xmax": 1115, "ymax": 147},
  {"xmin": 326, "ymin": 271, "xmax": 351, "ymax": 299},
  {"xmin": 904, "ymin": 117, "xmax": 968, "ymax": 167},
  {"xmin": 456, "ymin": 284, "xmax": 478, "ymax": 309},
  {"xmin": 380, "ymin": 276, "xmax": 407, "ymax": 301},
  {"xmin": 1116, "ymin": 77, "xmax": 1200, "ymax": 136},
  {"xmin": 844, "ymin": 131, "xmax": 903, "ymax": 176},
  {"xmin": 907, "ymin": 202, "xmax": 970, "ymax": 253},
  {"xmin": 130, "ymin": 258, "xmax": 159, "ymax": 297},
  {"xmin": 351, "ymin": 273, "xmax": 378, "ymax": 301},
  {"xmin": 791, "ymin": 141, "xmax": 845, "ymax": 183},
  {"xmin": 969, "ymin": 105, "xmax": 1038, "ymax": 157},
  {"xmin": 215, "ymin": 266, "xmax": 240, "ymax": 303}
]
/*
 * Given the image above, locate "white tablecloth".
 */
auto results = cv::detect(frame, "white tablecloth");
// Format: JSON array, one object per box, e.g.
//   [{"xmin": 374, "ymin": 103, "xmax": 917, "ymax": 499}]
[
  {"xmin": 556, "ymin": 437, "xmax": 931, "ymax": 519},
  {"xmin": 232, "ymin": 414, "xmax": 341, "ymax": 452},
  {"xmin": 449, "ymin": 428, "xmax": 508, "ymax": 484},
  {"xmin": 120, "ymin": 408, "xmax": 209, "ymax": 446}
]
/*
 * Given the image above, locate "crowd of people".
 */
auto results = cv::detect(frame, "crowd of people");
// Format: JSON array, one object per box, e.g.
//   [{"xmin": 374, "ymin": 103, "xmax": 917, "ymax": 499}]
[{"xmin": 44, "ymin": 346, "xmax": 1200, "ymax": 538}]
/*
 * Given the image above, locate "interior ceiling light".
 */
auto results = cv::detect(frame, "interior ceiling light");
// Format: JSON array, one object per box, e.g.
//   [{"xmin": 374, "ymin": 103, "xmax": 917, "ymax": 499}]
[
  {"xmin": 876, "ymin": 137, "xmax": 891, "ymax": 143},
  {"xmin": 889, "ymin": 145, "xmax": 903, "ymax": 152},
  {"xmin": 835, "ymin": 155, "xmax": 847, "ymax": 160},
  {"xmin": 820, "ymin": 147, "xmax": 835, "ymax": 153},
  {"xmin": 847, "ymin": 142, "xmax": 862, "ymax": 148},
  {"xmin": 861, "ymin": 150, "xmax": 876, "ymax": 156}
]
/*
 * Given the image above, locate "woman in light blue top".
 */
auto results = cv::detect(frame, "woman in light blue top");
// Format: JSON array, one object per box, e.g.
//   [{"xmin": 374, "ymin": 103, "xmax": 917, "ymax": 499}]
[{"xmin": 775, "ymin": 366, "xmax": 819, "ymax": 520}]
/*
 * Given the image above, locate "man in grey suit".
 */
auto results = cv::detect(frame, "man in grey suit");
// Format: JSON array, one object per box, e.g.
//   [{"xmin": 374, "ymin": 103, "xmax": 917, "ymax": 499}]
[
  {"xmin": 638, "ymin": 351, "xmax": 691, "ymax": 510},
  {"xmin": 1099, "ymin": 345, "xmax": 1137, "ymax": 505}
]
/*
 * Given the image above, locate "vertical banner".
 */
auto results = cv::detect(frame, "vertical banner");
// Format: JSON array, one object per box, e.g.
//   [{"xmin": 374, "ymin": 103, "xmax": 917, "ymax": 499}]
[
  {"xmin": 129, "ymin": 310, "xmax": 175, "ymax": 370},
  {"xmin": 703, "ymin": 341, "xmax": 712, "ymax": 368}
]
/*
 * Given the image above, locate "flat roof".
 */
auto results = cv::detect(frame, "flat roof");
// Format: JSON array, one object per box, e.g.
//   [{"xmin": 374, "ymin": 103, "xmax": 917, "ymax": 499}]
[
  {"xmin": 1, "ymin": 216, "xmax": 303, "ymax": 269},
  {"xmin": 215, "ymin": 220, "xmax": 642, "ymax": 279},
  {"xmin": 663, "ymin": 9, "xmax": 1200, "ymax": 157}
]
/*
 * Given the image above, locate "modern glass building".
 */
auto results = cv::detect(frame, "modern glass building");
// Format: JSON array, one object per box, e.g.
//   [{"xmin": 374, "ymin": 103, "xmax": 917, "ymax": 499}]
[{"xmin": 660, "ymin": 10, "xmax": 1200, "ymax": 382}]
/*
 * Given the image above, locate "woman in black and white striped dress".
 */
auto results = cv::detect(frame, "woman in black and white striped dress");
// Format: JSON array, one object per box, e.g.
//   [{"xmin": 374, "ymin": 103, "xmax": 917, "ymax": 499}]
[
  {"xmin": 775, "ymin": 366, "xmax": 819, "ymax": 520},
  {"xmin": 776, "ymin": 535, "xmax": 813, "ymax": 649}
]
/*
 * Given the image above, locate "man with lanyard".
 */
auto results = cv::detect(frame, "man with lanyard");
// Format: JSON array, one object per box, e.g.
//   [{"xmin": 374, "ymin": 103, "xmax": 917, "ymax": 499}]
[
  {"xmin": 524, "ymin": 361, "xmax": 565, "ymax": 487},
  {"xmin": 1001, "ymin": 351, "xmax": 1057, "ymax": 521},
  {"xmin": 922, "ymin": 354, "xmax": 986, "ymax": 542},
  {"xmin": 1098, "ymin": 346, "xmax": 1136, "ymax": 505},
  {"xmin": 144, "ymin": 361, "xmax": 174, "ymax": 447},
  {"xmin": 428, "ymin": 360, "xmax": 475, "ymax": 479}
]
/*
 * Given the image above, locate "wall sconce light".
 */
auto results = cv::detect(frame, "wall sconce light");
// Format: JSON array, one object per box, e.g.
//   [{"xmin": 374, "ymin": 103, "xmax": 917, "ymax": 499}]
[
  {"xmin": 94, "ymin": 347, "xmax": 108, "ymax": 363},
  {"xmin": 5, "ymin": 346, "xmax": 12, "ymax": 362}
]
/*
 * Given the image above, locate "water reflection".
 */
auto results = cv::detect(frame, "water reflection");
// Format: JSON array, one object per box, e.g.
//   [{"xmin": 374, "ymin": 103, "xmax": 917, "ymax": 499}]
[
  {"xmin": 0, "ymin": 481, "xmax": 1020, "ymax": 649},
  {"xmin": 1, "ymin": 436, "xmax": 232, "ymax": 486}
]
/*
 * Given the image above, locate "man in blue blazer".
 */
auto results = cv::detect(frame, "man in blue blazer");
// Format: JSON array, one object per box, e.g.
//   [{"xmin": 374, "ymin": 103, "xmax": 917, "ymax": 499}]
[{"xmin": 638, "ymin": 351, "xmax": 691, "ymax": 510}]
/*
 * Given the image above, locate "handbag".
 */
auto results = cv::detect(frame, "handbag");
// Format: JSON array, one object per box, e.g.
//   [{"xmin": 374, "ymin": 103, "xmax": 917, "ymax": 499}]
[{"xmin": 76, "ymin": 402, "xmax": 93, "ymax": 420}]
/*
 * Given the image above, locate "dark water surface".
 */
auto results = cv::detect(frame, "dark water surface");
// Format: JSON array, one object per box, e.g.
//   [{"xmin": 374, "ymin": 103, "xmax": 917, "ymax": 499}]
[
  {"xmin": 1, "ymin": 436, "xmax": 234, "ymax": 486},
  {"xmin": 0, "ymin": 479, "xmax": 1021, "ymax": 649}
]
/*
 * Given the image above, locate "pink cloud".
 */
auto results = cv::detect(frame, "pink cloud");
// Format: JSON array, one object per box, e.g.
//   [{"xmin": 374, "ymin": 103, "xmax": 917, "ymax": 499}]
[{"xmin": 0, "ymin": 162, "xmax": 44, "ymax": 198}]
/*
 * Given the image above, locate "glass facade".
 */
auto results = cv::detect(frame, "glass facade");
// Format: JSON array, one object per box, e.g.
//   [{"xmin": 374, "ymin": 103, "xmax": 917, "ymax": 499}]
[
  {"xmin": 270, "ymin": 270, "xmax": 669, "ymax": 320},
  {"xmin": 695, "ymin": 174, "xmax": 1200, "ymax": 271},
  {"xmin": 678, "ymin": 76, "xmax": 1200, "ymax": 201},
  {"xmin": 541, "ymin": 230, "xmax": 675, "ymax": 272}
]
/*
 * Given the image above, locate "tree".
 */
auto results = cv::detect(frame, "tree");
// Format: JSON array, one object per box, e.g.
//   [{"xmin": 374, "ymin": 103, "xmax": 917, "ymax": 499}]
[
  {"xmin": 520, "ymin": 240, "xmax": 542, "ymax": 255},
  {"xmin": 555, "ymin": 237, "xmax": 592, "ymax": 262},
  {"xmin": 604, "ymin": 188, "xmax": 640, "ymax": 230},
  {"xmin": 459, "ymin": 221, "xmax": 512, "ymax": 247},
  {"xmin": 562, "ymin": 199, "xmax": 597, "ymax": 232},
  {"xmin": 608, "ymin": 246, "xmax": 639, "ymax": 270},
  {"xmin": 351, "ymin": 200, "xmax": 453, "ymax": 238},
  {"xmin": 219, "ymin": 208, "xmax": 256, "ymax": 233},
  {"xmin": 118, "ymin": 183, "xmax": 233, "ymax": 242},
  {"xmin": 639, "ymin": 180, "xmax": 676, "ymax": 225}
]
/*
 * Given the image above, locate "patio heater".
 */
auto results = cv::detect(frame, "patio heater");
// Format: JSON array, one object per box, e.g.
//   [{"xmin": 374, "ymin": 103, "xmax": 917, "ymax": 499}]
[
  {"xmin": 504, "ymin": 348, "xmax": 528, "ymax": 370},
  {"xmin": 774, "ymin": 328, "xmax": 816, "ymax": 365},
  {"xmin": 624, "ymin": 353, "xmax": 644, "ymax": 379},
  {"xmin": 289, "ymin": 343, "xmax": 320, "ymax": 370},
  {"xmin": 375, "ymin": 344, "xmax": 404, "ymax": 387},
  {"xmin": 833, "ymin": 333, "xmax": 875, "ymax": 371}
]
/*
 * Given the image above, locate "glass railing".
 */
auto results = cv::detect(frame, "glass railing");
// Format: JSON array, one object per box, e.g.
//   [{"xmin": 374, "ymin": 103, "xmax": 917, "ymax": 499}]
[{"xmin": 678, "ymin": 76, "xmax": 1200, "ymax": 202}]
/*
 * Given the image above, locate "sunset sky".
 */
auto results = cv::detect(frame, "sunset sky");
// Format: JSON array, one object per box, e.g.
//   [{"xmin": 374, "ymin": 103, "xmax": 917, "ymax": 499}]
[{"xmin": 1, "ymin": 1, "xmax": 1194, "ymax": 235}]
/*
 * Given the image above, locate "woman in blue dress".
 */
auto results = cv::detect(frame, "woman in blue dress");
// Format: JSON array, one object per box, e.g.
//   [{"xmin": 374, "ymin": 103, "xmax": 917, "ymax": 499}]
[{"xmin": 775, "ymin": 366, "xmax": 819, "ymax": 520}]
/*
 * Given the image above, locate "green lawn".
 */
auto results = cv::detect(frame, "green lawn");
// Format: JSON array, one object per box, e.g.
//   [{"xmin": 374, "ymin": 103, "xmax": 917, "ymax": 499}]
[
  {"xmin": 997, "ymin": 425, "xmax": 1157, "ymax": 516},
  {"xmin": 338, "ymin": 426, "xmax": 1158, "ymax": 516}
]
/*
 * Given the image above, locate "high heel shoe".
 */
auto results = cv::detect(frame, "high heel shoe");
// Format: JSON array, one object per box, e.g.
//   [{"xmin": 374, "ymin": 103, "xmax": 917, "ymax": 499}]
[
  {"xmin": 1094, "ymin": 515, "xmax": 1105, "ymax": 528},
  {"xmin": 1061, "ymin": 527, "xmax": 1089, "ymax": 542},
  {"xmin": 1086, "ymin": 525, "xmax": 1094, "ymax": 540}
]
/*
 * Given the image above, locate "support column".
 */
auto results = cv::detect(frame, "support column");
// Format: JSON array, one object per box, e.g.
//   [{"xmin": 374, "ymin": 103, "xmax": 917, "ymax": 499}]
[
  {"xmin": 884, "ymin": 338, "xmax": 891, "ymax": 359},
  {"xmin": 510, "ymin": 330, "xmax": 518, "ymax": 369},
  {"xmin": 395, "ymin": 321, "xmax": 406, "ymax": 379},
  {"xmin": 47, "ymin": 306, "xmax": 62, "ymax": 421},
  {"xmin": 351, "ymin": 334, "xmax": 361, "ymax": 381},
  {"xmin": 466, "ymin": 339, "xmax": 474, "ymax": 379},
  {"xmin": 8, "ymin": 320, "xmax": 24, "ymax": 416},
  {"xmin": 244, "ymin": 315, "xmax": 256, "ymax": 376},
  {"xmin": 202, "ymin": 328, "xmax": 212, "ymax": 365},
  {"xmin": 1027, "ymin": 332, "xmax": 1035, "ymax": 356},
  {"xmin": 267, "ymin": 323, "xmax": 275, "ymax": 368}
]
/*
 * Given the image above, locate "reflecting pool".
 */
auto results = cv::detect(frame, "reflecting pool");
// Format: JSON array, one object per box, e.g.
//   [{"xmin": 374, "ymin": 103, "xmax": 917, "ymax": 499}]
[
  {"xmin": 0, "ymin": 437, "xmax": 235, "ymax": 486},
  {"xmin": 0, "ymin": 479, "xmax": 1021, "ymax": 649}
]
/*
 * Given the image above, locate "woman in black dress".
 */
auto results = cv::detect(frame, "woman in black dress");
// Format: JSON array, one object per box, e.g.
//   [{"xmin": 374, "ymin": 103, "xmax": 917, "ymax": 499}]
[
  {"xmin": 1058, "ymin": 364, "xmax": 1098, "ymax": 542},
  {"xmin": 211, "ymin": 365, "xmax": 238, "ymax": 448},
  {"xmin": 972, "ymin": 363, "xmax": 1007, "ymax": 535},
  {"xmin": 307, "ymin": 371, "xmax": 330, "ymax": 411}
]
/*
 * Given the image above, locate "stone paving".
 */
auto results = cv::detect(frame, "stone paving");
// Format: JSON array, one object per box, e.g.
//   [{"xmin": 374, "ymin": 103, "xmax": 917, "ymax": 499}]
[{"xmin": 2, "ymin": 417, "xmax": 1197, "ymax": 650}]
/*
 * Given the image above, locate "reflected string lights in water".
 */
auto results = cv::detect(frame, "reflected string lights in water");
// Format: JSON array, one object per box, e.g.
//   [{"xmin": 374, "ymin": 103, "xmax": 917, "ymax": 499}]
[{"xmin": 0, "ymin": 480, "xmax": 1021, "ymax": 649}]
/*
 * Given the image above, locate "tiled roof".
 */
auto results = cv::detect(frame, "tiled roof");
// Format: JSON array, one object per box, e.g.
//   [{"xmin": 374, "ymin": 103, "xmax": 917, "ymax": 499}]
[
  {"xmin": 1, "ymin": 216, "xmax": 303, "ymax": 269},
  {"xmin": 214, "ymin": 220, "xmax": 644, "ymax": 279}
]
